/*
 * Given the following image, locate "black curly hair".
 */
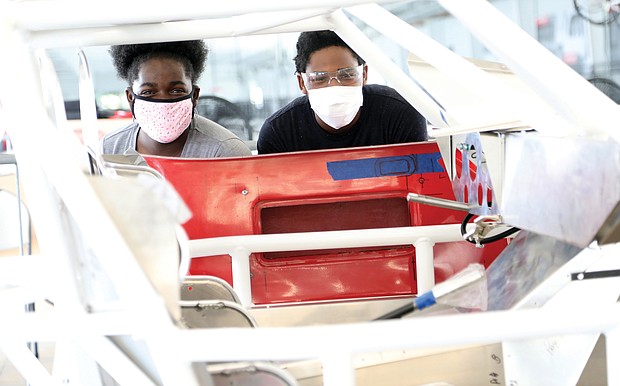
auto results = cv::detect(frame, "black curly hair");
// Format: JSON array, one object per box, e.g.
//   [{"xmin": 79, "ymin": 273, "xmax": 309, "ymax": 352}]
[
  {"xmin": 293, "ymin": 30, "xmax": 365, "ymax": 74},
  {"xmin": 109, "ymin": 40, "xmax": 209, "ymax": 85}
]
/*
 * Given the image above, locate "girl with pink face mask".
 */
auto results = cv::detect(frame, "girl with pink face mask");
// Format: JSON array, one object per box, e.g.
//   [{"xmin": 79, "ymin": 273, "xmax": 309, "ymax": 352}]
[
  {"xmin": 257, "ymin": 30, "xmax": 428, "ymax": 155},
  {"xmin": 101, "ymin": 40, "xmax": 251, "ymax": 158}
]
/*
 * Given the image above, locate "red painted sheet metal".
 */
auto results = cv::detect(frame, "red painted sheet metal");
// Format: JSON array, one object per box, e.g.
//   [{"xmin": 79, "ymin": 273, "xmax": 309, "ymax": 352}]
[{"xmin": 145, "ymin": 142, "xmax": 506, "ymax": 305}]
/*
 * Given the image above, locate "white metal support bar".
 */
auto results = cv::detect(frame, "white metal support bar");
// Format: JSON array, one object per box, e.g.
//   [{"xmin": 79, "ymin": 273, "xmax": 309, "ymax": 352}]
[
  {"xmin": 230, "ymin": 247, "xmax": 253, "ymax": 307},
  {"xmin": 413, "ymin": 237, "xmax": 435, "ymax": 293},
  {"xmin": 438, "ymin": 0, "xmax": 620, "ymax": 141},
  {"xmin": 322, "ymin": 352, "xmax": 355, "ymax": 386},
  {"xmin": 6, "ymin": 0, "xmax": 402, "ymax": 30},
  {"xmin": 346, "ymin": 4, "xmax": 577, "ymax": 136},
  {"xmin": 28, "ymin": 16, "xmax": 333, "ymax": 49},
  {"xmin": 77, "ymin": 49, "xmax": 101, "ymax": 164},
  {"xmin": 189, "ymin": 224, "xmax": 470, "ymax": 307},
  {"xmin": 171, "ymin": 304, "xmax": 620, "ymax": 364},
  {"xmin": 75, "ymin": 335, "xmax": 157, "ymax": 386},
  {"xmin": 189, "ymin": 224, "xmax": 469, "ymax": 256},
  {"xmin": 326, "ymin": 9, "xmax": 453, "ymax": 127}
]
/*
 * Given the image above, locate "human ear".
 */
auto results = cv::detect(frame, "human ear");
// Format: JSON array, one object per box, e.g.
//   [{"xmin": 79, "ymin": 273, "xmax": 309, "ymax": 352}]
[
  {"xmin": 297, "ymin": 73, "xmax": 308, "ymax": 95},
  {"xmin": 362, "ymin": 64, "xmax": 368, "ymax": 86},
  {"xmin": 125, "ymin": 87, "xmax": 135, "ymax": 117},
  {"xmin": 191, "ymin": 86, "xmax": 201, "ymax": 108},
  {"xmin": 125, "ymin": 87, "xmax": 133, "ymax": 104}
]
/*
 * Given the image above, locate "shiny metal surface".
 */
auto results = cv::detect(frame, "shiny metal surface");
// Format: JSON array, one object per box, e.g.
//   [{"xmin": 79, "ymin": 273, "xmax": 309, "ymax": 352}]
[
  {"xmin": 180, "ymin": 300, "xmax": 257, "ymax": 329},
  {"xmin": 501, "ymin": 133, "xmax": 620, "ymax": 247},
  {"xmin": 407, "ymin": 192, "xmax": 476, "ymax": 211},
  {"xmin": 209, "ymin": 362, "xmax": 299, "ymax": 386},
  {"xmin": 486, "ymin": 230, "xmax": 582, "ymax": 311},
  {"xmin": 250, "ymin": 297, "xmax": 414, "ymax": 327},
  {"xmin": 89, "ymin": 177, "xmax": 182, "ymax": 320},
  {"xmin": 181, "ymin": 275, "xmax": 241, "ymax": 304}
]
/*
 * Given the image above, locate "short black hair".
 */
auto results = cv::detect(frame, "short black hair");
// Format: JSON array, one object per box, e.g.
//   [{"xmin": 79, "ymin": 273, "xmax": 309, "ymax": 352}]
[
  {"xmin": 293, "ymin": 30, "xmax": 365, "ymax": 73},
  {"xmin": 109, "ymin": 40, "xmax": 209, "ymax": 85}
]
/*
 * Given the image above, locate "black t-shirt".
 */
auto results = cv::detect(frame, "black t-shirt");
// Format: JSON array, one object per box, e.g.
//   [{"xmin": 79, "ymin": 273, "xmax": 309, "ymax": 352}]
[{"xmin": 257, "ymin": 84, "xmax": 428, "ymax": 154}]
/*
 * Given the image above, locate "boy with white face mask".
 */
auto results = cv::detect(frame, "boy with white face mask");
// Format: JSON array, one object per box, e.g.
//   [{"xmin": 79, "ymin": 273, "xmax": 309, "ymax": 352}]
[{"xmin": 257, "ymin": 30, "xmax": 428, "ymax": 154}]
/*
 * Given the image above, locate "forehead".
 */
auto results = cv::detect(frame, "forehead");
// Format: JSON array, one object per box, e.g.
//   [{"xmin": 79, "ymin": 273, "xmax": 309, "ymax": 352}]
[
  {"xmin": 306, "ymin": 46, "xmax": 358, "ymax": 72},
  {"xmin": 134, "ymin": 57, "xmax": 190, "ymax": 85}
]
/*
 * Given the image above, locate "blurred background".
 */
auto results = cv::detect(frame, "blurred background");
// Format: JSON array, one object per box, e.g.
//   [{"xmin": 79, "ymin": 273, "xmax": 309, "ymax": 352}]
[{"xmin": 8, "ymin": 0, "xmax": 618, "ymax": 148}]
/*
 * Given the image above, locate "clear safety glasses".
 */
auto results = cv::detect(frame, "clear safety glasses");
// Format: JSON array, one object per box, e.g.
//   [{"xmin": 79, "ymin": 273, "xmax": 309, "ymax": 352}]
[{"xmin": 301, "ymin": 65, "xmax": 364, "ymax": 89}]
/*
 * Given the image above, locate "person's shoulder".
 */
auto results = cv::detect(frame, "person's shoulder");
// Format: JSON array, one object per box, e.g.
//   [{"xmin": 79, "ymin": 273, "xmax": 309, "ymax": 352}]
[
  {"xmin": 190, "ymin": 115, "xmax": 251, "ymax": 156},
  {"xmin": 103, "ymin": 121, "xmax": 137, "ymax": 140},
  {"xmin": 265, "ymin": 95, "xmax": 308, "ymax": 122},
  {"xmin": 101, "ymin": 121, "xmax": 138, "ymax": 154},
  {"xmin": 363, "ymin": 84, "xmax": 406, "ymax": 101},
  {"xmin": 363, "ymin": 84, "xmax": 424, "ymax": 115},
  {"xmin": 192, "ymin": 115, "xmax": 242, "ymax": 140}
]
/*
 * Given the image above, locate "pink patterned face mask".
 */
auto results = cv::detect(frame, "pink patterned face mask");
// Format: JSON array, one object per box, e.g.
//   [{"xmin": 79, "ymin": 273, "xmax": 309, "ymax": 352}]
[{"xmin": 131, "ymin": 91, "xmax": 194, "ymax": 144}]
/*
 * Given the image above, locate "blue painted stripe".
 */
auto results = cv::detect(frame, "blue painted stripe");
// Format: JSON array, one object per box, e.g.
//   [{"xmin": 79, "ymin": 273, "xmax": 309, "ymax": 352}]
[{"xmin": 326, "ymin": 152, "xmax": 443, "ymax": 181}]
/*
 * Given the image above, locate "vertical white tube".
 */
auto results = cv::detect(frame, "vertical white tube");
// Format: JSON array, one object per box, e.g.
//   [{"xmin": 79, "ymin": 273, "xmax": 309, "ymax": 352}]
[
  {"xmin": 230, "ymin": 247, "xmax": 252, "ymax": 307},
  {"xmin": 322, "ymin": 353, "xmax": 354, "ymax": 386},
  {"xmin": 414, "ymin": 237, "xmax": 435, "ymax": 293},
  {"xmin": 77, "ymin": 49, "xmax": 101, "ymax": 160}
]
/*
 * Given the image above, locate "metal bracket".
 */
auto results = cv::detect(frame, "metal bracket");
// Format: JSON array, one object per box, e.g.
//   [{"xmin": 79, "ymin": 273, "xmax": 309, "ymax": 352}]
[
  {"xmin": 407, "ymin": 192, "xmax": 480, "ymax": 212},
  {"xmin": 571, "ymin": 269, "xmax": 620, "ymax": 281},
  {"xmin": 463, "ymin": 215, "xmax": 505, "ymax": 247}
]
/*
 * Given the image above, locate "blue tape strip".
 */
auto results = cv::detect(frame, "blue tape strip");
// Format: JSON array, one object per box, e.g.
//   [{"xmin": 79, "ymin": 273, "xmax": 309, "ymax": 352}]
[
  {"xmin": 327, "ymin": 152, "xmax": 443, "ymax": 181},
  {"xmin": 413, "ymin": 291, "xmax": 437, "ymax": 311}
]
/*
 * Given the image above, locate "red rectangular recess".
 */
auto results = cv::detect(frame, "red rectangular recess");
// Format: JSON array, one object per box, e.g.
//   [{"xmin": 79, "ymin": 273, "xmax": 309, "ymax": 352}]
[{"xmin": 259, "ymin": 196, "xmax": 410, "ymax": 259}]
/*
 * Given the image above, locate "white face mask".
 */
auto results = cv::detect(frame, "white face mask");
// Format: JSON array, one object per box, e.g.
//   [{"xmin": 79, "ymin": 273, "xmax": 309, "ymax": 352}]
[
  {"xmin": 132, "ymin": 91, "xmax": 194, "ymax": 144},
  {"xmin": 307, "ymin": 85, "xmax": 363, "ymax": 129}
]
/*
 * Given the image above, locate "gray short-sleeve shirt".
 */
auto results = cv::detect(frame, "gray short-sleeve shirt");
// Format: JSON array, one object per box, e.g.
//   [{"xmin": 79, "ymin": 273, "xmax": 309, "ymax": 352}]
[{"xmin": 101, "ymin": 115, "xmax": 252, "ymax": 158}]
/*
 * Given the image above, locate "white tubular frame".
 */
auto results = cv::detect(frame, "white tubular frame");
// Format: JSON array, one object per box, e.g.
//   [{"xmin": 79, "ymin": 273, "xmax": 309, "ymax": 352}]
[
  {"xmin": 437, "ymin": 0, "xmax": 620, "ymax": 140},
  {"xmin": 189, "ymin": 224, "xmax": 467, "ymax": 307},
  {"xmin": 2, "ymin": 1, "xmax": 620, "ymax": 386}
]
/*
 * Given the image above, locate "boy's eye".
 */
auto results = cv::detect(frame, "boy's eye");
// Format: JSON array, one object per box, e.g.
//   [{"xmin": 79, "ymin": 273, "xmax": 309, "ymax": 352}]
[
  {"xmin": 339, "ymin": 70, "xmax": 356, "ymax": 79},
  {"xmin": 309, "ymin": 75, "xmax": 328, "ymax": 83}
]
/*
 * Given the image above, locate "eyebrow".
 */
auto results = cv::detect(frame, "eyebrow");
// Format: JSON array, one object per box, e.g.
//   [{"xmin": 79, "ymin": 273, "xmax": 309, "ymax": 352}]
[
  {"xmin": 137, "ymin": 80, "xmax": 189, "ymax": 88},
  {"xmin": 168, "ymin": 80, "xmax": 189, "ymax": 87},
  {"xmin": 309, "ymin": 66, "xmax": 358, "ymax": 73}
]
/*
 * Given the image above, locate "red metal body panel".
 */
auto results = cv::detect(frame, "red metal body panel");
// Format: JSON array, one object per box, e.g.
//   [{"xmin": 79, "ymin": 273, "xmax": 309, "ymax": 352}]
[{"xmin": 145, "ymin": 142, "xmax": 506, "ymax": 305}]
